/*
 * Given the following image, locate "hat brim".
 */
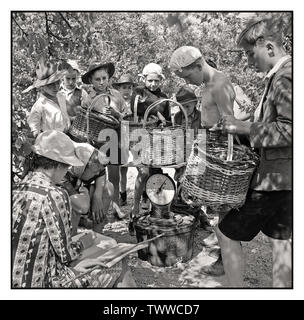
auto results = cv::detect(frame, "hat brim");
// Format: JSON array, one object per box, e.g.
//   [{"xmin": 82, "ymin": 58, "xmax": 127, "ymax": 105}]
[
  {"xmin": 33, "ymin": 148, "xmax": 84, "ymax": 167},
  {"xmin": 82, "ymin": 63, "xmax": 115, "ymax": 84},
  {"xmin": 176, "ymin": 98, "xmax": 198, "ymax": 105},
  {"xmin": 22, "ymin": 70, "xmax": 66, "ymax": 93},
  {"xmin": 113, "ymin": 81, "xmax": 135, "ymax": 86}
]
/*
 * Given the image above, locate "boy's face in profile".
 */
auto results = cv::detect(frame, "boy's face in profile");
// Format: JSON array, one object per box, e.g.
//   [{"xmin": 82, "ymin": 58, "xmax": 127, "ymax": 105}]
[
  {"xmin": 118, "ymin": 83, "xmax": 133, "ymax": 100},
  {"xmin": 145, "ymin": 74, "xmax": 161, "ymax": 92},
  {"xmin": 63, "ymin": 69, "xmax": 78, "ymax": 90},
  {"xmin": 175, "ymin": 65, "xmax": 203, "ymax": 86},
  {"xmin": 242, "ymin": 40, "xmax": 272, "ymax": 73}
]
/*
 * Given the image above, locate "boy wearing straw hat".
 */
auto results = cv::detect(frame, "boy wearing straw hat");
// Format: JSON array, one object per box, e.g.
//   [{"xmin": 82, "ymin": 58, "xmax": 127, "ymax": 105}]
[
  {"xmin": 218, "ymin": 16, "xmax": 292, "ymax": 287},
  {"xmin": 173, "ymin": 85, "xmax": 212, "ymax": 232},
  {"xmin": 24, "ymin": 55, "xmax": 71, "ymax": 138},
  {"xmin": 113, "ymin": 73, "xmax": 136, "ymax": 206},
  {"xmin": 62, "ymin": 142, "xmax": 126, "ymax": 235},
  {"xmin": 81, "ymin": 62, "xmax": 126, "ymax": 218}
]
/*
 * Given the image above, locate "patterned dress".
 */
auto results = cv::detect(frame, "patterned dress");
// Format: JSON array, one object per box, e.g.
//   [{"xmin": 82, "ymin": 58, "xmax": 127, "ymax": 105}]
[{"xmin": 12, "ymin": 171, "xmax": 121, "ymax": 288}]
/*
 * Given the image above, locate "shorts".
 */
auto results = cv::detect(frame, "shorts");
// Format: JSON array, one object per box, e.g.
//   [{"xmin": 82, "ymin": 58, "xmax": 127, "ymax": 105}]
[{"xmin": 218, "ymin": 189, "xmax": 292, "ymax": 241}]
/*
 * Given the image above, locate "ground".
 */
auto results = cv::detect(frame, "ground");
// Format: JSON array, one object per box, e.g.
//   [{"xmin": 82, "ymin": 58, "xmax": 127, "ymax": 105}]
[{"xmin": 94, "ymin": 166, "xmax": 273, "ymax": 288}]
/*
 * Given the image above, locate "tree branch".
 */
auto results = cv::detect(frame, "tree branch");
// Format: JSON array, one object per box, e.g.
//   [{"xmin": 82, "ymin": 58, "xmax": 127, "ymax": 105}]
[
  {"xmin": 45, "ymin": 12, "xmax": 62, "ymax": 41},
  {"xmin": 12, "ymin": 14, "xmax": 28, "ymax": 38},
  {"xmin": 59, "ymin": 12, "xmax": 72, "ymax": 29}
]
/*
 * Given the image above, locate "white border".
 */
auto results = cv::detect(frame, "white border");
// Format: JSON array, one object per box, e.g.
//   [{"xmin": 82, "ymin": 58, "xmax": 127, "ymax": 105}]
[{"xmin": 3, "ymin": 0, "xmax": 303, "ymax": 300}]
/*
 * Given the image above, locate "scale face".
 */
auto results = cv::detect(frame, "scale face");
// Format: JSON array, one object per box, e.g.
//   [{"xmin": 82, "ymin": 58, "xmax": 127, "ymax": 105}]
[{"xmin": 146, "ymin": 173, "xmax": 176, "ymax": 206}]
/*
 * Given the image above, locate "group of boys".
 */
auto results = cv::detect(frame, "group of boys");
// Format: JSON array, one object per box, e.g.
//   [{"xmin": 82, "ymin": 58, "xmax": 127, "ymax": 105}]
[{"xmin": 16, "ymin": 15, "xmax": 292, "ymax": 288}]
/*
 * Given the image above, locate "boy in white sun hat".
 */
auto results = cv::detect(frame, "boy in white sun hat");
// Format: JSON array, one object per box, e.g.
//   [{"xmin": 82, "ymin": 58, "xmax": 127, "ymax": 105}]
[{"xmin": 129, "ymin": 63, "xmax": 171, "ymax": 228}]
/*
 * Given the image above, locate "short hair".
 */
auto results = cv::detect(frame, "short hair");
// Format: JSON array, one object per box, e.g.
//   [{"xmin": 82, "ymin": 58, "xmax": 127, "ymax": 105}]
[
  {"xmin": 32, "ymin": 154, "xmax": 69, "ymax": 170},
  {"xmin": 205, "ymin": 58, "xmax": 217, "ymax": 69},
  {"xmin": 237, "ymin": 17, "xmax": 283, "ymax": 48}
]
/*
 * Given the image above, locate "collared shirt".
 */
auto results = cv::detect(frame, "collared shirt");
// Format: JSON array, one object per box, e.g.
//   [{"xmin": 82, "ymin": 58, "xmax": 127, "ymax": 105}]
[
  {"xmin": 12, "ymin": 171, "xmax": 81, "ymax": 288},
  {"xmin": 60, "ymin": 86, "xmax": 83, "ymax": 118},
  {"xmin": 174, "ymin": 108, "xmax": 202, "ymax": 135},
  {"xmin": 27, "ymin": 93, "xmax": 71, "ymax": 136},
  {"xmin": 81, "ymin": 86, "xmax": 126, "ymax": 119},
  {"xmin": 253, "ymin": 55, "xmax": 291, "ymax": 122}
]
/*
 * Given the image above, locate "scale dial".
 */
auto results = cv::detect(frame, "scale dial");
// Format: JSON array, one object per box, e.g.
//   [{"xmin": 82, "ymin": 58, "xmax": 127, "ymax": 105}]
[{"xmin": 146, "ymin": 173, "xmax": 176, "ymax": 206}]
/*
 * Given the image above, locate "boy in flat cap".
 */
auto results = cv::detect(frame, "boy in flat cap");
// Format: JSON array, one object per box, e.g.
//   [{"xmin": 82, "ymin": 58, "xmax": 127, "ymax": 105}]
[{"xmin": 169, "ymin": 46, "xmax": 235, "ymax": 132}]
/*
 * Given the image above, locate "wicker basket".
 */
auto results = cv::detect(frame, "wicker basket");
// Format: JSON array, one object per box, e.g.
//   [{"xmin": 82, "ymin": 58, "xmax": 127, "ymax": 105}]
[
  {"xmin": 181, "ymin": 134, "xmax": 259, "ymax": 211},
  {"xmin": 68, "ymin": 94, "xmax": 119, "ymax": 146},
  {"xmin": 140, "ymin": 99, "xmax": 188, "ymax": 166}
]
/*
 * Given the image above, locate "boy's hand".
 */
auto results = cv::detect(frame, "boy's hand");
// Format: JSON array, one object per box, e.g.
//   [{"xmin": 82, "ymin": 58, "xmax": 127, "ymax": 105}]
[
  {"xmin": 104, "ymin": 105, "xmax": 112, "ymax": 116},
  {"xmin": 74, "ymin": 258, "xmax": 105, "ymax": 272},
  {"xmin": 222, "ymin": 115, "xmax": 252, "ymax": 135}
]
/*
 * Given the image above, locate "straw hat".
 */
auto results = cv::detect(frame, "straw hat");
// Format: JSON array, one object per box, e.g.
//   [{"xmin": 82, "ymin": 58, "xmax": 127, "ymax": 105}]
[
  {"xmin": 113, "ymin": 74, "xmax": 135, "ymax": 86},
  {"xmin": 81, "ymin": 62, "xmax": 115, "ymax": 84},
  {"xmin": 71, "ymin": 143, "xmax": 108, "ymax": 178},
  {"xmin": 22, "ymin": 55, "xmax": 66, "ymax": 93},
  {"xmin": 32, "ymin": 130, "xmax": 83, "ymax": 166}
]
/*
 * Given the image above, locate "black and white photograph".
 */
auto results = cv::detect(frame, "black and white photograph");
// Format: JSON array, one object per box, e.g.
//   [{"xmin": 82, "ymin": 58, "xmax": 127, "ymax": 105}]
[{"xmin": 8, "ymin": 6, "xmax": 297, "ymax": 299}]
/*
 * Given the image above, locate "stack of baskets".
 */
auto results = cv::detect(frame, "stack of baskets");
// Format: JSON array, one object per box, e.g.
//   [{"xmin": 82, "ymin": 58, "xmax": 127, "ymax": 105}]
[
  {"xmin": 181, "ymin": 134, "xmax": 259, "ymax": 211},
  {"xmin": 141, "ymin": 99, "xmax": 188, "ymax": 166},
  {"xmin": 68, "ymin": 94, "xmax": 120, "ymax": 146}
]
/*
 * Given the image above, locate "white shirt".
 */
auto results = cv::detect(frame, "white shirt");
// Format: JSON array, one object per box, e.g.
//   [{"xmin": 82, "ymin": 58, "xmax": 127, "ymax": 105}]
[{"xmin": 27, "ymin": 92, "xmax": 71, "ymax": 136}]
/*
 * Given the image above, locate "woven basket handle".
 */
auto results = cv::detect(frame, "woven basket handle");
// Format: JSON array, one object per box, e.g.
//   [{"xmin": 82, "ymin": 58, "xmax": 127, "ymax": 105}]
[
  {"xmin": 227, "ymin": 133, "xmax": 233, "ymax": 161},
  {"xmin": 86, "ymin": 94, "xmax": 112, "ymax": 144},
  {"xmin": 143, "ymin": 99, "xmax": 188, "ymax": 129},
  {"xmin": 133, "ymin": 95, "xmax": 140, "ymax": 123}
]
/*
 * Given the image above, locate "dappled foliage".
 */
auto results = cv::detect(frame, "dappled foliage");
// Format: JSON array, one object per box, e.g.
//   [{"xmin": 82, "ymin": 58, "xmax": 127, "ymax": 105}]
[{"xmin": 12, "ymin": 11, "xmax": 292, "ymax": 182}]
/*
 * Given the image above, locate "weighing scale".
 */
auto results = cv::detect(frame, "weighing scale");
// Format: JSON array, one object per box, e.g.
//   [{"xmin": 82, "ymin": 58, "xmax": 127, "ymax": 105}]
[{"xmin": 133, "ymin": 173, "xmax": 197, "ymax": 267}]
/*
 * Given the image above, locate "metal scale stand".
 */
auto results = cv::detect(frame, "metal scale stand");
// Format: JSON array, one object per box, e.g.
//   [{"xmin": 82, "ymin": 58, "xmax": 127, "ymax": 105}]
[{"xmin": 133, "ymin": 172, "xmax": 197, "ymax": 267}]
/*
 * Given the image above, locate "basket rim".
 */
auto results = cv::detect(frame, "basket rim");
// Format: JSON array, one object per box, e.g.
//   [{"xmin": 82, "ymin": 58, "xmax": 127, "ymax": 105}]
[
  {"xmin": 78, "ymin": 106, "xmax": 120, "ymax": 126},
  {"xmin": 194, "ymin": 142, "xmax": 259, "ymax": 166}
]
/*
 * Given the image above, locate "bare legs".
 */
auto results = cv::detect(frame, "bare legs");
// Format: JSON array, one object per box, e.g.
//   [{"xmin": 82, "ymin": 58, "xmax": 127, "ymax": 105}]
[
  {"xmin": 107, "ymin": 165, "xmax": 120, "ymax": 207},
  {"xmin": 215, "ymin": 226, "xmax": 245, "ymax": 287},
  {"xmin": 271, "ymin": 238, "xmax": 292, "ymax": 287}
]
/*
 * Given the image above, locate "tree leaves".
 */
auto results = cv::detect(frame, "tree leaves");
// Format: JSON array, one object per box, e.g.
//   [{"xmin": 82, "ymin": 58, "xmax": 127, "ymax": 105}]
[{"xmin": 12, "ymin": 12, "xmax": 292, "ymax": 182}]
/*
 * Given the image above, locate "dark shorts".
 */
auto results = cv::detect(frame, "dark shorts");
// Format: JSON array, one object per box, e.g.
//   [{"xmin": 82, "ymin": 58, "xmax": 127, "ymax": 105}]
[{"xmin": 218, "ymin": 189, "xmax": 292, "ymax": 241}]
